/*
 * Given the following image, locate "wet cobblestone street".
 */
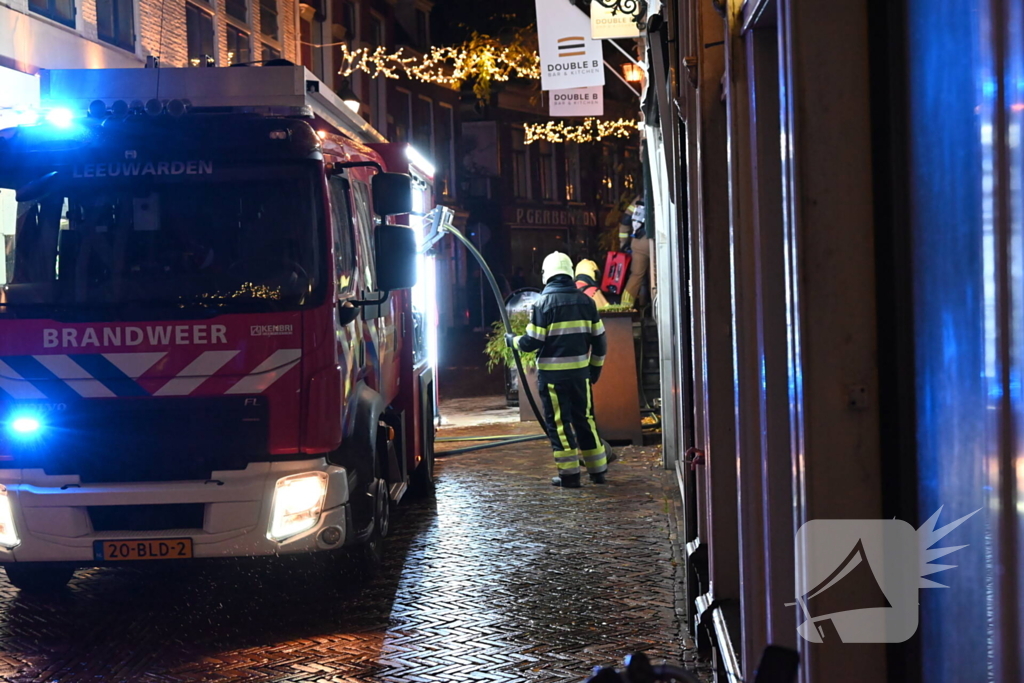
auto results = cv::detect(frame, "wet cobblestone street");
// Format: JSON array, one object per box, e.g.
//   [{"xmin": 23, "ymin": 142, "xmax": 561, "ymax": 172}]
[{"xmin": 0, "ymin": 426, "xmax": 697, "ymax": 682}]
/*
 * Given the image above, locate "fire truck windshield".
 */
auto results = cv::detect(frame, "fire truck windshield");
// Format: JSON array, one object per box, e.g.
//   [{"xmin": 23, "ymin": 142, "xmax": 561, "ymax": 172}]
[{"xmin": 0, "ymin": 163, "xmax": 323, "ymax": 320}]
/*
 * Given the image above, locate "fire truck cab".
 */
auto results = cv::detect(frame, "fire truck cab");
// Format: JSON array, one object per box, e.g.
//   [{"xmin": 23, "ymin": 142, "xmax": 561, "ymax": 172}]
[{"xmin": 0, "ymin": 65, "xmax": 437, "ymax": 590}]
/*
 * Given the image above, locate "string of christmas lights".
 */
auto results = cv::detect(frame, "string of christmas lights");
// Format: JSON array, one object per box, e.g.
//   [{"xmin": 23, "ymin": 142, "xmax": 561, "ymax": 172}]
[
  {"xmin": 322, "ymin": 27, "xmax": 640, "ymax": 138},
  {"xmin": 524, "ymin": 118, "xmax": 640, "ymax": 144},
  {"xmin": 333, "ymin": 30, "xmax": 540, "ymax": 101}
]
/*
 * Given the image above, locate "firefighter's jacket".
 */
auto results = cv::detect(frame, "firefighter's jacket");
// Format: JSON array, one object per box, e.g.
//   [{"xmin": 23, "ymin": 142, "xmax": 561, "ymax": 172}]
[
  {"xmin": 514, "ymin": 275, "xmax": 607, "ymax": 383},
  {"xmin": 575, "ymin": 274, "xmax": 611, "ymax": 309}
]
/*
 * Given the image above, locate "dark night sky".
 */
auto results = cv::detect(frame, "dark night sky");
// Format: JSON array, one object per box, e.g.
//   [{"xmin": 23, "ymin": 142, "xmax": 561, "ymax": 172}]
[{"xmin": 432, "ymin": 0, "xmax": 537, "ymax": 44}]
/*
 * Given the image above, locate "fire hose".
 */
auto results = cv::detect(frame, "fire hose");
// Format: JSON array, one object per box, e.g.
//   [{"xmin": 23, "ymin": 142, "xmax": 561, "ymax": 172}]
[
  {"xmin": 422, "ymin": 210, "xmax": 618, "ymax": 458},
  {"xmin": 435, "ymin": 222, "xmax": 547, "ymax": 427},
  {"xmin": 414, "ymin": 211, "xmax": 548, "ymax": 456}
]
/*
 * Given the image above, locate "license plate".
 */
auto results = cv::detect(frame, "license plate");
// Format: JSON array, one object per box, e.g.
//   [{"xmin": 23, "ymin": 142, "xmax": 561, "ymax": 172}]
[{"xmin": 94, "ymin": 538, "xmax": 193, "ymax": 561}]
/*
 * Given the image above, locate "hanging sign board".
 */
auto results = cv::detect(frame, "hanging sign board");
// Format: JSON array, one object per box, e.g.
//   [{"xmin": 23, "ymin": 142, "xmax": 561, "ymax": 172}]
[
  {"xmin": 590, "ymin": 4, "xmax": 641, "ymax": 40},
  {"xmin": 535, "ymin": 0, "xmax": 606, "ymax": 91},
  {"xmin": 549, "ymin": 86, "xmax": 605, "ymax": 117}
]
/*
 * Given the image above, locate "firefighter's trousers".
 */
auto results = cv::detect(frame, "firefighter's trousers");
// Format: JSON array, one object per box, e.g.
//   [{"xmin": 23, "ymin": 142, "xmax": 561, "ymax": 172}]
[
  {"xmin": 623, "ymin": 236, "xmax": 650, "ymax": 307},
  {"xmin": 538, "ymin": 378, "xmax": 608, "ymax": 476}
]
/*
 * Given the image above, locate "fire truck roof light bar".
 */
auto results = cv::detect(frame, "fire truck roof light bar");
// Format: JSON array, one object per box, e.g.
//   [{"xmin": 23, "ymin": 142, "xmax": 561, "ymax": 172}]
[{"xmin": 38, "ymin": 66, "xmax": 386, "ymax": 145}]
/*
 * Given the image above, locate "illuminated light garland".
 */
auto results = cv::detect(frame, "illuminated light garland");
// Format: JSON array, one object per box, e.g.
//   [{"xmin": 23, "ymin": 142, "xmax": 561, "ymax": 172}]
[
  {"xmin": 333, "ymin": 30, "xmax": 540, "ymax": 101},
  {"xmin": 524, "ymin": 118, "xmax": 640, "ymax": 144}
]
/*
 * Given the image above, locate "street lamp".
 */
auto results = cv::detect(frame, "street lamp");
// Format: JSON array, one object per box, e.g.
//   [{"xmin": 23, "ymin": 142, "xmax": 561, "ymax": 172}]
[
  {"xmin": 621, "ymin": 62, "xmax": 644, "ymax": 83},
  {"xmin": 337, "ymin": 80, "xmax": 360, "ymax": 114}
]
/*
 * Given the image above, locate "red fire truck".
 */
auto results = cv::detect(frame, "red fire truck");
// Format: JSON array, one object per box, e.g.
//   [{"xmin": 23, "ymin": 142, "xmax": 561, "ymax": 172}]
[{"xmin": 0, "ymin": 65, "xmax": 438, "ymax": 590}]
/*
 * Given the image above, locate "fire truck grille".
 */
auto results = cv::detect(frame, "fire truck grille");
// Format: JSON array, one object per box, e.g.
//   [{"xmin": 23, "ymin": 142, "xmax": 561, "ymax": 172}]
[
  {"xmin": 88, "ymin": 504, "xmax": 205, "ymax": 532},
  {"xmin": 0, "ymin": 396, "xmax": 270, "ymax": 483}
]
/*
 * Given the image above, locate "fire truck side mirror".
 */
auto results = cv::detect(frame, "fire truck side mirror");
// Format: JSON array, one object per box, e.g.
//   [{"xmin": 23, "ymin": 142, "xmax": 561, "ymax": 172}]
[
  {"xmin": 372, "ymin": 172, "xmax": 414, "ymax": 217},
  {"xmin": 374, "ymin": 223, "xmax": 418, "ymax": 291}
]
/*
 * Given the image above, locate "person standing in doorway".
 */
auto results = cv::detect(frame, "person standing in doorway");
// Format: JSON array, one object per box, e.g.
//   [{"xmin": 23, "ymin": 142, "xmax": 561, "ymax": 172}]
[
  {"xmin": 507, "ymin": 252, "xmax": 609, "ymax": 488},
  {"xmin": 620, "ymin": 197, "xmax": 650, "ymax": 308}
]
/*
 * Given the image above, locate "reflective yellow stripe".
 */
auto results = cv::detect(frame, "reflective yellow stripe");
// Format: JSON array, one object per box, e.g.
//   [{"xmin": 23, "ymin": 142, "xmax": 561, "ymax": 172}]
[
  {"xmin": 538, "ymin": 358, "xmax": 591, "ymax": 371},
  {"xmin": 580, "ymin": 446, "xmax": 605, "ymax": 457},
  {"xmin": 584, "ymin": 379, "xmax": 601, "ymax": 445},
  {"xmin": 548, "ymin": 384, "xmax": 569, "ymax": 451},
  {"xmin": 590, "ymin": 355, "xmax": 606, "ymax": 367},
  {"xmin": 549, "ymin": 320, "xmax": 592, "ymax": 331},
  {"xmin": 592, "ymin": 320, "xmax": 606, "ymax": 336},
  {"xmin": 526, "ymin": 323, "xmax": 548, "ymax": 340},
  {"xmin": 553, "ymin": 450, "xmax": 580, "ymax": 471}
]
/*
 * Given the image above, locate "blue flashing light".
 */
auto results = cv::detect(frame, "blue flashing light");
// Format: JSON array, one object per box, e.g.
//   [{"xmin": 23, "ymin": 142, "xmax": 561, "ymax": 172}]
[
  {"xmin": 8, "ymin": 416, "xmax": 41, "ymax": 436},
  {"xmin": 44, "ymin": 107, "xmax": 75, "ymax": 128}
]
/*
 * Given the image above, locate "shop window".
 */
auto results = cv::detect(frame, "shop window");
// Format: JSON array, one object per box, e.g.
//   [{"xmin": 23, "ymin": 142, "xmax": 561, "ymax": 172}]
[
  {"xmin": 393, "ymin": 89, "xmax": 412, "ymax": 144},
  {"xmin": 261, "ymin": 43, "xmax": 281, "ymax": 62},
  {"xmin": 332, "ymin": 0, "xmax": 355, "ymax": 40},
  {"xmin": 565, "ymin": 142, "xmax": 582, "ymax": 202},
  {"xmin": 226, "ymin": 25, "xmax": 251, "ymax": 66},
  {"xmin": 413, "ymin": 96, "xmax": 434, "ymax": 156},
  {"xmin": 96, "ymin": 0, "xmax": 135, "ymax": 51},
  {"xmin": 226, "ymin": 0, "xmax": 247, "ymax": 23},
  {"xmin": 259, "ymin": 0, "xmax": 278, "ymax": 39},
  {"xmin": 415, "ymin": 9, "xmax": 429, "ymax": 49},
  {"xmin": 538, "ymin": 141, "xmax": 558, "ymax": 201},
  {"xmin": 600, "ymin": 144, "xmax": 622, "ymax": 205},
  {"xmin": 437, "ymin": 104, "xmax": 456, "ymax": 199},
  {"xmin": 186, "ymin": 4, "xmax": 216, "ymax": 67},
  {"xmin": 512, "ymin": 126, "xmax": 532, "ymax": 200},
  {"xmin": 331, "ymin": 0, "xmax": 356, "ymax": 94},
  {"xmin": 29, "ymin": 0, "xmax": 75, "ymax": 27},
  {"xmin": 370, "ymin": 15, "xmax": 384, "ymax": 47}
]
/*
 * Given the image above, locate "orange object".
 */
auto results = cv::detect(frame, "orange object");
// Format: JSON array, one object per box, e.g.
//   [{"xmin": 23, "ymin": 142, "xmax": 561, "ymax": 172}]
[{"xmin": 602, "ymin": 251, "xmax": 632, "ymax": 294}]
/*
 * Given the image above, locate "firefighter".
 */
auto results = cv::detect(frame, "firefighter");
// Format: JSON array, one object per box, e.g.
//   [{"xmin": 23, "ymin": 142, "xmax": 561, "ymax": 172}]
[
  {"xmin": 620, "ymin": 197, "xmax": 650, "ymax": 308},
  {"xmin": 506, "ymin": 251, "xmax": 609, "ymax": 488},
  {"xmin": 574, "ymin": 259, "xmax": 611, "ymax": 309}
]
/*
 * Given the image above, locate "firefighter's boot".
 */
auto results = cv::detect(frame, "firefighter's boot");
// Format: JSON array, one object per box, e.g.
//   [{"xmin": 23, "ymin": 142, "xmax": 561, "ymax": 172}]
[
  {"xmin": 590, "ymin": 472, "xmax": 607, "ymax": 485},
  {"xmin": 551, "ymin": 473, "xmax": 582, "ymax": 488}
]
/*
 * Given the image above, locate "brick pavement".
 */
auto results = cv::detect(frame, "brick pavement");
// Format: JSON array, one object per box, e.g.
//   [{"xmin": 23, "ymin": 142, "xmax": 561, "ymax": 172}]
[{"xmin": 0, "ymin": 427, "xmax": 705, "ymax": 683}]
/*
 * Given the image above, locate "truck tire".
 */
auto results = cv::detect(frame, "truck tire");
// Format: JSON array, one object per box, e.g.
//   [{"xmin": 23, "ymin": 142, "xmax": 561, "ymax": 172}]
[
  {"xmin": 409, "ymin": 393, "xmax": 436, "ymax": 497},
  {"xmin": 351, "ymin": 477, "xmax": 388, "ymax": 577},
  {"xmin": 5, "ymin": 564, "xmax": 74, "ymax": 592}
]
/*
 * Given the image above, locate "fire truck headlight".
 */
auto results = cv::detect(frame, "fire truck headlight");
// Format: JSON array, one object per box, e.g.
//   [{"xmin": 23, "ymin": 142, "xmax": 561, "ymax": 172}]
[
  {"xmin": 268, "ymin": 472, "xmax": 329, "ymax": 541},
  {"xmin": 0, "ymin": 486, "xmax": 20, "ymax": 549}
]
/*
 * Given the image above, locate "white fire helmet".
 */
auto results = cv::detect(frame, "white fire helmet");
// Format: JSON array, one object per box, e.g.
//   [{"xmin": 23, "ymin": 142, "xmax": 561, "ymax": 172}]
[{"xmin": 541, "ymin": 251, "xmax": 574, "ymax": 284}]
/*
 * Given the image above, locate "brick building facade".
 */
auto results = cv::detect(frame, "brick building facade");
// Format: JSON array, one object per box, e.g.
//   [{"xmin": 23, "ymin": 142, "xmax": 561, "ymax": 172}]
[{"xmin": 0, "ymin": 0, "xmax": 299, "ymax": 76}]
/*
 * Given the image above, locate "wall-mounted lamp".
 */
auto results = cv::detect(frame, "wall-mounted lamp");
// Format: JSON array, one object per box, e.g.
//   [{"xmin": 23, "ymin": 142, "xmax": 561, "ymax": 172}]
[{"xmin": 621, "ymin": 62, "xmax": 644, "ymax": 83}]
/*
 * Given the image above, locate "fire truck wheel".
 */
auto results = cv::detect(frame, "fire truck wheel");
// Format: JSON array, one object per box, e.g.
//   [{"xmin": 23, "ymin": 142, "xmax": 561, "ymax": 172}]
[
  {"xmin": 410, "ymin": 449, "xmax": 435, "ymax": 497},
  {"xmin": 349, "ymin": 484, "xmax": 387, "ymax": 577},
  {"xmin": 4, "ymin": 564, "xmax": 74, "ymax": 592},
  {"xmin": 374, "ymin": 477, "xmax": 391, "ymax": 539}
]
